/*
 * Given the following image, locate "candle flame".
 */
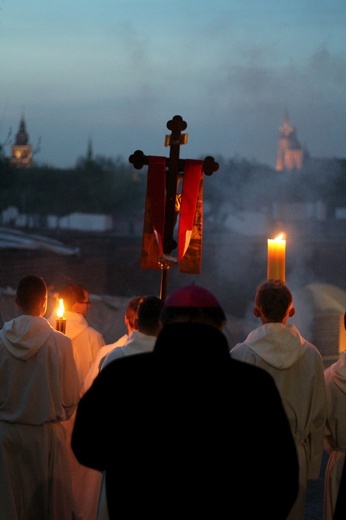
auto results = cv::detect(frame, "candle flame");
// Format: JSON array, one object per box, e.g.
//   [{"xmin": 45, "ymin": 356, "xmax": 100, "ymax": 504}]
[
  {"xmin": 57, "ymin": 298, "xmax": 65, "ymax": 318},
  {"xmin": 274, "ymin": 233, "xmax": 285, "ymax": 241}
]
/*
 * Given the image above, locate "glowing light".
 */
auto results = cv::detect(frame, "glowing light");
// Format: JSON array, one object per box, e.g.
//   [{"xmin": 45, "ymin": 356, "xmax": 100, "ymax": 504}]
[
  {"xmin": 267, "ymin": 233, "xmax": 286, "ymax": 282},
  {"xmin": 57, "ymin": 298, "xmax": 65, "ymax": 318},
  {"xmin": 56, "ymin": 298, "xmax": 66, "ymax": 333}
]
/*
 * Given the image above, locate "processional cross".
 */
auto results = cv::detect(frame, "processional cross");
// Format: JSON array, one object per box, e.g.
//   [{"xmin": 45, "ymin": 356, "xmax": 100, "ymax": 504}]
[{"xmin": 129, "ymin": 115, "xmax": 219, "ymax": 301}]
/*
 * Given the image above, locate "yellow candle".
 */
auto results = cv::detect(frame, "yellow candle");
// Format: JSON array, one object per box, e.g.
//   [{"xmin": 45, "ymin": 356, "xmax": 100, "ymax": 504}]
[{"xmin": 267, "ymin": 233, "xmax": 286, "ymax": 282}]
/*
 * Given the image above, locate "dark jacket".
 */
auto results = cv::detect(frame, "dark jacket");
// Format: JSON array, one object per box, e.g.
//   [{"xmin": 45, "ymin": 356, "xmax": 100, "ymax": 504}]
[{"xmin": 72, "ymin": 322, "xmax": 298, "ymax": 519}]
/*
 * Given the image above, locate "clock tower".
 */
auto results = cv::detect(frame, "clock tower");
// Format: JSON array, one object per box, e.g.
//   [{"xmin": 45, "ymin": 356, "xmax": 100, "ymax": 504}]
[{"xmin": 10, "ymin": 115, "xmax": 33, "ymax": 168}]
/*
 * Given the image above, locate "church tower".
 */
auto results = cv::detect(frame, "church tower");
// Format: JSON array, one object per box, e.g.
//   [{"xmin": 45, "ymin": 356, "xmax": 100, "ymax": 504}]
[
  {"xmin": 275, "ymin": 113, "xmax": 304, "ymax": 171},
  {"xmin": 10, "ymin": 114, "xmax": 33, "ymax": 168}
]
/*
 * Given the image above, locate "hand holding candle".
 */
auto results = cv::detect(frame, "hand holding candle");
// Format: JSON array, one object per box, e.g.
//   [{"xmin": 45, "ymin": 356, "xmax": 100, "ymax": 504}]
[
  {"xmin": 267, "ymin": 233, "xmax": 286, "ymax": 282},
  {"xmin": 56, "ymin": 298, "xmax": 66, "ymax": 333}
]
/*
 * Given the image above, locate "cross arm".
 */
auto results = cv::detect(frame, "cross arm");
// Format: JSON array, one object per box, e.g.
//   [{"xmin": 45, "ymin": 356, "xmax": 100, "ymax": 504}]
[{"xmin": 129, "ymin": 150, "xmax": 219, "ymax": 176}]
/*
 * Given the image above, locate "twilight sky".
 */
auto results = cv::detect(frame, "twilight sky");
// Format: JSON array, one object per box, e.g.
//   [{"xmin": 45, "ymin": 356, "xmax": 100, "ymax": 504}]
[{"xmin": 1, "ymin": 0, "xmax": 345, "ymax": 169}]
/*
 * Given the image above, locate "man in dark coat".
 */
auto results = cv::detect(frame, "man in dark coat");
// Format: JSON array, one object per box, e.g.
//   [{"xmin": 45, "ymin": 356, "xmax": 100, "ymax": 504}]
[{"xmin": 72, "ymin": 284, "xmax": 299, "ymax": 519}]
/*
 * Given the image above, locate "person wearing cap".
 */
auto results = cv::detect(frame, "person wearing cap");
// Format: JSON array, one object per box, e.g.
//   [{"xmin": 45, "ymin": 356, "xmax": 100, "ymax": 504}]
[
  {"xmin": 71, "ymin": 284, "xmax": 299, "ymax": 519},
  {"xmin": 230, "ymin": 279, "xmax": 327, "ymax": 520},
  {"xmin": 158, "ymin": 283, "xmax": 228, "ymax": 329}
]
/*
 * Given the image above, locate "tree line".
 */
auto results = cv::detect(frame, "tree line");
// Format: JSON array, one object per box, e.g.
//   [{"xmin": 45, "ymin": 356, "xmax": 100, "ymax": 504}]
[{"xmin": 0, "ymin": 152, "xmax": 345, "ymax": 218}]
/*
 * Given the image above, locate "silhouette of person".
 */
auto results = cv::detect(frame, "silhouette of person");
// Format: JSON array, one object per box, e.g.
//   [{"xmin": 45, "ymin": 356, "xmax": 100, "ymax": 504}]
[
  {"xmin": 95, "ymin": 294, "xmax": 164, "ymax": 520},
  {"xmin": 72, "ymin": 284, "xmax": 299, "ymax": 519}
]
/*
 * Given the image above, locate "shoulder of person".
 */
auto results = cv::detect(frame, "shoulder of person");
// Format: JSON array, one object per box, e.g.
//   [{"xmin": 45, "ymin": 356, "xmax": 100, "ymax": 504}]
[
  {"xmin": 86, "ymin": 325, "xmax": 104, "ymax": 339},
  {"xmin": 52, "ymin": 329, "xmax": 73, "ymax": 348},
  {"xmin": 100, "ymin": 345, "xmax": 126, "ymax": 370},
  {"xmin": 105, "ymin": 346, "xmax": 126, "ymax": 362}
]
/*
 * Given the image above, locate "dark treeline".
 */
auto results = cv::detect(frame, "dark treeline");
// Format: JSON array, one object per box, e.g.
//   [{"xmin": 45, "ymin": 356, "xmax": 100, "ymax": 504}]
[
  {"xmin": 0, "ymin": 153, "xmax": 345, "ymax": 218},
  {"xmin": 0, "ymin": 154, "xmax": 146, "ymax": 216}
]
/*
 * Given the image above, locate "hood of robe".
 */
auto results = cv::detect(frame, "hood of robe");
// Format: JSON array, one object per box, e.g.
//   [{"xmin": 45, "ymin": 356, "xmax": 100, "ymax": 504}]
[
  {"xmin": 0, "ymin": 315, "xmax": 54, "ymax": 360},
  {"xmin": 240, "ymin": 323, "xmax": 307, "ymax": 369},
  {"xmin": 325, "ymin": 350, "xmax": 346, "ymax": 395}
]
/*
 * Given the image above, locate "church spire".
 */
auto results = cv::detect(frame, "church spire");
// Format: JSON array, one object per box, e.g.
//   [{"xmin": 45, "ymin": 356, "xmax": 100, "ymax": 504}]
[
  {"xmin": 10, "ymin": 113, "xmax": 33, "ymax": 168},
  {"xmin": 275, "ymin": 112, "xmax": 304, "ymax": 171}
]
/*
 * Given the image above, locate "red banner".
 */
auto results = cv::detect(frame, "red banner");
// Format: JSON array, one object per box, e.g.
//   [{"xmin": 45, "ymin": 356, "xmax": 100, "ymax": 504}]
[{"xmin": 140, "ymin": 156, "xmax": 203, "ymax": 274}]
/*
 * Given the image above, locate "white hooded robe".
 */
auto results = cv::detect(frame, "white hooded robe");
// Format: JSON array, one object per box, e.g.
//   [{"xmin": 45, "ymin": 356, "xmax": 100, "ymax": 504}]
[
  {"xmin": 230, "ymin": 322, "xmax": 327, "ymax": 520},
  {"xmin": 323, "ymin": 350, "xmax": 346, "ymax": 520},
  {"xmin": 62, "ymin": 310, "xmax": 105, "ymax": 520},
  {"xmin": 0, "ymin": 314, "xmax": 80, "ymax": 520}
]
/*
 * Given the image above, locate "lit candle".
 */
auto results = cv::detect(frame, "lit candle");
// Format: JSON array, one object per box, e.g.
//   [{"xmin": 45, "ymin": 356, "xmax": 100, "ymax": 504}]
[
  {"xmin": 56, "ymin": 298, "xmax": 66, "ymax": 333},
  {"xmin": 267, "ymin": 233, "xmax": 286, "ymax": 282}
]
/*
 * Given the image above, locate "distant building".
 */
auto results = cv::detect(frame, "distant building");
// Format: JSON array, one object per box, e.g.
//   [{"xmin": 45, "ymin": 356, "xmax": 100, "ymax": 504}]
[
  {"xmin": 10, "ymin": 115, "xmax": 33, "ymax": 168},
  {"xmin": 275, "ymin": 113, "xmax": 306, "ymax": 171}
]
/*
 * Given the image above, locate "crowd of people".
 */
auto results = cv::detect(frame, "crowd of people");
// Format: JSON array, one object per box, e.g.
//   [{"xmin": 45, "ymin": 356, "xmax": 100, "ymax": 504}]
[{"xmin": 0, "ymin": 275, "xmax": 345, "ymax": 520}]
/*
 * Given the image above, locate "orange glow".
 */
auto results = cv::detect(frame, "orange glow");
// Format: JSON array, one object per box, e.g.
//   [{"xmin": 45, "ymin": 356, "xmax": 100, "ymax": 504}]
[
  {"xmin": 56, "ymin": 299, "xmax": 66, "ymax": 333},
  {"xmin": 267, "ymin": 233, "xmax": 286, "ymax": 282},
  {"xmin": 57, "ymin": 298, "xmax": 65, "ymax": 318}
]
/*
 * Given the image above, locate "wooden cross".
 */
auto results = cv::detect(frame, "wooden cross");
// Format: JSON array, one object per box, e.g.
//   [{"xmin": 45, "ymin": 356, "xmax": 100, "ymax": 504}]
[{"xmin": 129, "ymin": 115, "xmax": 219, "ymax": 301}]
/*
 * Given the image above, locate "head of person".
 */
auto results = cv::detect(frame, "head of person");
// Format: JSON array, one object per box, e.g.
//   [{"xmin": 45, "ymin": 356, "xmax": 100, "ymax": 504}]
[
  {"xmin": 136, "ymin": 295, "xmax": 164, "ymax": 336},
  {"xmin": 160, "ymin": 284, "xmax": 227, "ymax": 330},
  {"xmin": 124, "ymin": 296, "xmax": 143, "ymax": 334},
  {"xmin": 58, "ymin": 283, "xmax": 91, "ymax": 318},
  {"xmin": 15, "ymin": 275, "xmax": 48, "ymax": 316},
  {"xmin": 253, "ymin": 279, "xmax": 295, "ymax": 323}
]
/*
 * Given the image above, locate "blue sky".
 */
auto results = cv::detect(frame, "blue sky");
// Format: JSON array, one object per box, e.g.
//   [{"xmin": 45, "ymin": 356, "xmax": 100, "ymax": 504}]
[{"xmin": 1, "ymin": 0, "xmax": 345, "ymax": 168}]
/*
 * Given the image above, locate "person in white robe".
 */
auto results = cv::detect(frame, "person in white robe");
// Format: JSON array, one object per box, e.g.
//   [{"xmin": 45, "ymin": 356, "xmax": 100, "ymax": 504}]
[
  {"xmin": 53, "ymin": 283, "xmax": 105, "ymax": 520},
  {"xmin": 230, "ymin": 279, "xmax": 327, "ymax": 520},
  {"xmin": 82, "ymin": 296, "xmax": 142, "ymax": 394},
  {"xmin": 100, "ymin": 307, "xmax": 160, "ymax": 368},
  {"xmin": 0, "ymin": 275, "xmax": 80, "ymax": 520},
  {"xmin": 323, "ymin": 328, "xmax": 346, "ymax": 520},
  {"xmin": 49, "ymin": 284, "xmax": 105, "ymax": 392}
]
